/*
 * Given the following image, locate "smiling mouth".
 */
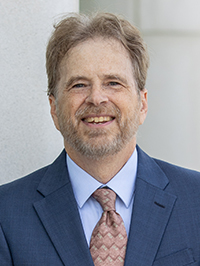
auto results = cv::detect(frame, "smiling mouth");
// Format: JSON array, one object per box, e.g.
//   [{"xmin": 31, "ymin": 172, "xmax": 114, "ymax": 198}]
[{"xmin": 82, "ymin": 116, "xmax": 114, "ymax": 124}]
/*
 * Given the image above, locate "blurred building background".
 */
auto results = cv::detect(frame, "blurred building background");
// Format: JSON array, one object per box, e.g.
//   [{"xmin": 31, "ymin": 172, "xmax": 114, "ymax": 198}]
[
  {"xmin": 81, "ymin": 0, "xmax": 200, "ymax": 171},
  {"xmin": 1, "ymin": 0, "xmax": 200, "ymax": 184}
]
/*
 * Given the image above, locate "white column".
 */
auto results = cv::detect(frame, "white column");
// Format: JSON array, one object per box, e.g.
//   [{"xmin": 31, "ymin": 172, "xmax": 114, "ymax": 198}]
[
  {"xmin": 0, "ymin": 0, "xmax": 79, "ymax": 184},
  {"xmin": 138, "ymin": 0, "xmax": 200, "ymax": 171}
]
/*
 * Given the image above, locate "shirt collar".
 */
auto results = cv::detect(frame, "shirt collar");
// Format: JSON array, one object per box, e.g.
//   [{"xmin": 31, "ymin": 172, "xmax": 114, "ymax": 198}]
[{"xmin": 67, "ymin": 148, "xmax": 138, "ymax": 209}]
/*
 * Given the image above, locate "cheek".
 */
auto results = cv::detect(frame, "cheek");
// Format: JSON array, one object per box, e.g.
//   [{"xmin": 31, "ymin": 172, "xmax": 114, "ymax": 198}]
[
  {"xmin": 65, "ymin": 92, "xmax": 87, "ymax": 109},
  {"xmin": 121, "ymin": 98, "xmax": 140, "ymax": 120},
  {"xmin": 115, "ymin": 97, "xmax": 133, "ymax": 113},
  {"xmin": 61, "ymin": 98, "xmax": 84, "ymax": 123}
]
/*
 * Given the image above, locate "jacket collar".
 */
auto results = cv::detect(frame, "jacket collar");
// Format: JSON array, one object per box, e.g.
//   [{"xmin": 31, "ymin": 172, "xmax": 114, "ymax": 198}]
[{"xmin": 136, "ymin": 145, "xmax": 169, "ymax": 189}]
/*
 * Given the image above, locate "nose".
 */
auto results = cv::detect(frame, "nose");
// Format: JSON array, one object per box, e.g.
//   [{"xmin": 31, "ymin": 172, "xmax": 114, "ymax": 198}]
[{"xmin": 85, "ymin": 85, "xmax": 109, "ymax": 106}]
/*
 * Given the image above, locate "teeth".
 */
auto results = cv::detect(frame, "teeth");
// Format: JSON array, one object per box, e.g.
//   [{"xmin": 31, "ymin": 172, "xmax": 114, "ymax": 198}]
[
  {"xmin": 84, "ymin": 116, "xmax": 113, "ymax": 123},
  {"xmin": 87, "ymin": 117, "xmax": 94, "ymax": 123}
]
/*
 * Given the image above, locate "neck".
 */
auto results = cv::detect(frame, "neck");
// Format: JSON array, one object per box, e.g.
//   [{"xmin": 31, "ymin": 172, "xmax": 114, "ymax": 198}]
[{"xmin": 65, "ymin": 139, "xmax": 136, "ymax": 184}]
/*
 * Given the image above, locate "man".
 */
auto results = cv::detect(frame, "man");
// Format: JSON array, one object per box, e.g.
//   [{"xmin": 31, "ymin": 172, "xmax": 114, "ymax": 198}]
[{"xmin": 0, "ymin": 12, "xmax": 200, "ymax": 266}]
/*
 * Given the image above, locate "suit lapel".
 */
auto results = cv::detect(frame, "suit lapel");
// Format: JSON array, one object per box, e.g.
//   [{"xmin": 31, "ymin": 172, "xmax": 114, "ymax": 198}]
[
  {"xmin": 33, "ymin": 151, "xmax": 94, "ymax": 266},
  {"xmin": 125, "ymin": 147, "xmax": 177, "ymax": 266},
  {"xmin": 32, "ymin": 147, "xmax": 177, "ymax": 266}
]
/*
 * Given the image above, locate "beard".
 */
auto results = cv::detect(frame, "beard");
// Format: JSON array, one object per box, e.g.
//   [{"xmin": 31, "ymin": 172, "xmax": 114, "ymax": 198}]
[{"xmin": 56, "ymin": 102, "xmax": 140, "ymax": 160}]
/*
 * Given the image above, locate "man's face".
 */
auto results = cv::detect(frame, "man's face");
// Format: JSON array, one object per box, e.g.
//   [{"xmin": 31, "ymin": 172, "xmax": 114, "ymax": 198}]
[{"xmin": 50, "ymin": 37, "xmax": 147, "ymax": 159}]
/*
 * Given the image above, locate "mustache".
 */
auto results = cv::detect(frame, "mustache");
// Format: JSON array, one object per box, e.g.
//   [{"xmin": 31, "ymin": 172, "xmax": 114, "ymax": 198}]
[{"xmin": 75, "ymin": 103, "xmax": 121, "ymax": 119}]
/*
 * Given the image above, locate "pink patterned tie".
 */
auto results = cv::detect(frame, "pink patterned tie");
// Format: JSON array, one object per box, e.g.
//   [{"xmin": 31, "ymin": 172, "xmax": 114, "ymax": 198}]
[{"xmin": 90, "ymin": 188, "xmax": 127, "ymax": 266}]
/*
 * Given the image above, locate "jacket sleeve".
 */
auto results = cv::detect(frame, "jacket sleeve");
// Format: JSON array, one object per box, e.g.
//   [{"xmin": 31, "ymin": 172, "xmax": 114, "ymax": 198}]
[{"xmin": 0, "ymin": 223, "xmax": 13, "ymax": 265}]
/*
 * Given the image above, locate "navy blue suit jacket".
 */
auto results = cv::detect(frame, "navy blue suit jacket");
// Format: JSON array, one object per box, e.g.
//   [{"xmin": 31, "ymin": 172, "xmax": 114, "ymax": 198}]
[{"xmin": 0, "ymin": 146, "xmax": 200, "ymax": 265}]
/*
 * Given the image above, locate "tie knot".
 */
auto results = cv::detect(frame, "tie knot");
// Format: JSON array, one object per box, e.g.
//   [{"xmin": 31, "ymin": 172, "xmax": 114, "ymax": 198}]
[{"xmin": 92, "ymin": 188, "xmax": 116, "ymax": 212}]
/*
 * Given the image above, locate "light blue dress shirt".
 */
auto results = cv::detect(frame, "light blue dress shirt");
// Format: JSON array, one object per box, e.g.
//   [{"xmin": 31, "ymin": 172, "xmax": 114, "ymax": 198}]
[{"xmin": 67, "ymin": 148, "xmax": 138, "ymax": 246}]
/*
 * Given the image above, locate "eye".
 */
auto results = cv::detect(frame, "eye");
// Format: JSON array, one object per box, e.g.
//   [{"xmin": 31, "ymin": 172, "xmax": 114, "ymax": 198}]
[
  {"xmin": 109, "ymin": 81, "xmax": 120, "ymax": 86},
  {"xmin": 72, "ymin": 83, "xmax": 86, "ymax": 88},
  {"xmin": 109, "ymin": 81, "xmax": 119, "ymax": 86}
]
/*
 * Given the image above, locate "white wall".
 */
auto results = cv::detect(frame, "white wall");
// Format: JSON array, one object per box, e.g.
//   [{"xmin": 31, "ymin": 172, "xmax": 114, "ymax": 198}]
[
  {"xmin": 80, "ymin": 0, "xmax": 200, "ymax": 171},
  {"xmin": 0, "ymin": 0, "xmax": 79, "ymax": 184}
]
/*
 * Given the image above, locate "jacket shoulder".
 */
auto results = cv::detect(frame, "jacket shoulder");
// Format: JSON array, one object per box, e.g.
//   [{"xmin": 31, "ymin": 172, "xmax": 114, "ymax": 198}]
[
  {"xmin": 154, "ymin": 158, "xmax": 200, "ymax": 181},
  {"xmin": 0, "ymin": 166, "xmax": 48, "ymax": 202},
  {"xmin": 0, "ymin": 150, "xmax": 66, "ymax": 203},
  {"xmin": 154, "ymin": 158, "xmax": 200, "ymax": 198}
]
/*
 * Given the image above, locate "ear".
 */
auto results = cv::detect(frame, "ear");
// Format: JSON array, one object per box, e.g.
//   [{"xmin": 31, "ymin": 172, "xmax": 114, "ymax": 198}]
[
  {"xmin": 49, "ymin": 95, "xmax": 60, "ymax": 131},
  {"xmin": 139, "ymin": 89, "xmax": 148, "ymax": 125}
]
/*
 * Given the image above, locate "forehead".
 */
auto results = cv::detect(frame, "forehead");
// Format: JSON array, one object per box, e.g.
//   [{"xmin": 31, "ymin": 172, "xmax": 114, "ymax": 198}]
[
  {"xmin": 59, "ymin": 37, "xmax": 133, "ymax": 75},
  {"xmin": 67, "ymin": 37, "xmax": 130, "ymax": 58}
]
